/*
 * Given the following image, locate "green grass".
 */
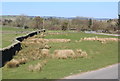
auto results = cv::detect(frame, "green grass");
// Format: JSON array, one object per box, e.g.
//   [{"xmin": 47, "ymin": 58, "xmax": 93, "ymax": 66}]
[
  {"xmin": 45, "ymin": 32, "xmax": 118, "ymax": 40},
  {"xmin": 1, "ymin": 33, "xmax": 25, "ymax": 48},
  {"xmin": 2, "ymin": 31, "xmax": 118, "ymax": 79},
  {"xmin": 1, "ymin": 26, "xmax": 34, "ymax": 48},
  {"xmin": 0, "ymin": 68, "xmax": 2, "ymax": 80},
  {"xmin": 1, "ymin": 26, "xmax": 33, "ymax": 31}
]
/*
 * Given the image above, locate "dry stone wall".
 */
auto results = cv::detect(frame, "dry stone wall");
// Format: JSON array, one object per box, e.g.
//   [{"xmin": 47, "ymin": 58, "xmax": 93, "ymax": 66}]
[{"xmin": 0, "ymin": 29, "xmax": 45, "ymax": 67}]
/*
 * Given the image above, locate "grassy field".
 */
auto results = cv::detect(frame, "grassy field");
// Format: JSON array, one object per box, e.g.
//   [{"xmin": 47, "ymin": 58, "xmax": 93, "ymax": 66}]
[
  {"xmin": 1, "ymin": 26, "xmax": 34, "ymax": 48},
  {"xmin": 2, "ymin": 31, "xmax": 118, "ymax": 79},
  {"xmin": 0, "ymin": 68, "xmax": 2, "ymax": 80}
]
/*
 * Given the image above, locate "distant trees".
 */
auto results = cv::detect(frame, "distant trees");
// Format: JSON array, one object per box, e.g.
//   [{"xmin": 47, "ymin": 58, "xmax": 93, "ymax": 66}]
[
  {"xmin": 2, "ymin": 19, "xmax": 12, "ymax": 25},
  {"xmin": 14, "ymin": 15, "xmax": 29, "ymax": 28},
  {"xmin": 1, "ymin": 15, "xmax": 119, "ymax": 34},
  {"xmin": 61, "ymin": 22, "xmax": 68, "ymax": 31},
  {"xmin": 32, "ymin": 16, "xmax": 43, "ymax": 29},
  {"xmin": 71, "ymin": 17, "xmax": 89, "ymax": 30},
  {"xmin": 1, "ymin": 15, "xmax": 44, "ymax": 29},
  {"xmin": 88, "ymin": 19, "xmax": 92, "ymax": 29}
]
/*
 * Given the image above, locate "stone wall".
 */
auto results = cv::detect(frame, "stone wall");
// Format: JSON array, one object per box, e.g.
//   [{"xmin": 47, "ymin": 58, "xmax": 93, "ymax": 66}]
[{"xmin": 0, "ymin": 29, "xmax": 45, "ymax": 67}]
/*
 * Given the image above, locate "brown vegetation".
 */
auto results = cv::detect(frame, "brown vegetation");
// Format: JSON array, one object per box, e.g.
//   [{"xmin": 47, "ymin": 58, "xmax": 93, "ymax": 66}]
[
  {"xmin": 41, "ymin": 49, "xmax": 50, "ymax": 58},
  {"xmin": 53, "ymin": 49, "xmax": 88, "ymax": 59},
  {"xmin": 53, "ymin": 50, "xmax": 75, "ymax": 59},
  {"xmin": 2, "ymin": 15, "xmax": 118, "ymax": 34},
  {"xmin": 28, "ymin": 60, "xmax": 47, "ymax": 72},
  {"xmin": 46, "ymin": 39, "xmax": 71, "ymax": 43},
  {"xmin": 5, "ymin": 59, "xmax": 20, "ymax": 68},
  {"xmin": 79, "ymin": 37, "xmax": 120, "ymax": 43}
]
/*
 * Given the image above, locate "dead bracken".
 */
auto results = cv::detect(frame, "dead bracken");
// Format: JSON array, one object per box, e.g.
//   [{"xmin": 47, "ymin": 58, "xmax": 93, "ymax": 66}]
[
  {"xmin": 53, "ymin": 49, "xmax": 88, "ymax": 59},
  {"xmin": 79, "ymin": 37, "xmax": 120, "ymax": 43},
  {"xmin": 28, "ymin": 60, "xmax": 47, "ymax": 72}
]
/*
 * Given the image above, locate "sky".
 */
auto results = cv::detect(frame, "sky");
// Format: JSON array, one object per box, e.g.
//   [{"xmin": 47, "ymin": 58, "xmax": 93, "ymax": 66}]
[{"xmin": 1, "ymin": 2, "xmax": 118, "ymax": 18}]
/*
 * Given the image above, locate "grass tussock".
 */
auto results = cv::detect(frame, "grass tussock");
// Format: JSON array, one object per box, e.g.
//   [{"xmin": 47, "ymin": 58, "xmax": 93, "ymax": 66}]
[
  {"xmin": 76, "ymin": 49, "xmax": 88, "ymax": 58},
  {"xmin": 33, "ymin": 33, "xmax": 46, "ymax": 38},
  {"xmin": 5, "ymin": 58, "xmax": 28, "ymax": 68},
  {"xmin": 44, "ymin": 45, "xmax": 51, "ymax": 49},
  {"xmin": 46, "ymin": 32, "xmax": 65, "ymax": 35},
  {"xmin": 28, "ymin": 60, "xmax": 47, "ymax": 72},
  {"xmin": 79, "ymin": 37, "xmax": 120, "ymax": 44},
  {"xmin": 41, "ymin": 49, "xmax": 50, "ymax": 58},
  {"xmin": 5, "ymin": 59, "xmax": 19, "ymax": 68},
  {"xmin": 47, "ymin": 39, "xmax": 71, "ymax": 43},
  {"xmin": 53, "ymin": 49, "xmax": 88, "ymax": 59},
  {"xmin": 18, "ymin": 58, "xmax": 28, "ymax": 64}
]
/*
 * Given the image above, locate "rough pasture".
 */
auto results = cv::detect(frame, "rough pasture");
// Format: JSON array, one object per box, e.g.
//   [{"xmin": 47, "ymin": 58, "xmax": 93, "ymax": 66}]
[{"xmin": 2, "ymin": 31, "xmax": 118, "ymax": 79}]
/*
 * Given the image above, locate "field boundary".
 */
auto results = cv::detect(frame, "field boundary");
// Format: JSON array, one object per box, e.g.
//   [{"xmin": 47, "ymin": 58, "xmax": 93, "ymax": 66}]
[{"xmin": 0, "ymin": 29, "xmax": 45, "ymax": 67}]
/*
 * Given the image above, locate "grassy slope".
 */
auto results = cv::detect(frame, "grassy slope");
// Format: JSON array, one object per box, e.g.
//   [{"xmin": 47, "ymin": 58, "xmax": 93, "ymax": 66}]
[
  {"xmin": 1, "ymin": 26, "xmax": 33, "ymax": 48},
  {"xmin": 2, "ymin": 31, "xmax": 118, "ymax": 79}
]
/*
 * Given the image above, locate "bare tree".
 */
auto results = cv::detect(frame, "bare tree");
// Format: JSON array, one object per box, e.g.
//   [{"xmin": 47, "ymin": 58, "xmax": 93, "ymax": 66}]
[
  {"xmin": 15, "ymin": 14, "xmax": 29, "ymax": 28},
  {"xmin": 33, "ymin": 16, "xmax": 43, "ymax": 29}
]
